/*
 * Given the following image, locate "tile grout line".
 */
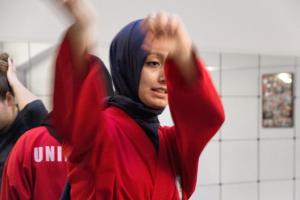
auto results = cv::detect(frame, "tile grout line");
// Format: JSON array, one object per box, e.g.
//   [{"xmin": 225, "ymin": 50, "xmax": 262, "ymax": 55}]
[
  {"xmin": 257, "ymin": 54, "xmax": 261, "ymax": 200},
  {"xmin": 293, "ymin": 56, "xmax": 297, "ymax": 200},
  {"xmin": 219, "ymin": 52, "xmax": 223, "ymax": 200}
]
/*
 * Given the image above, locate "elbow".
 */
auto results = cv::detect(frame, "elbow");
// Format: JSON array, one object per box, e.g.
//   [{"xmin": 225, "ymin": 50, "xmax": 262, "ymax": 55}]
[
  {"xmin": 213, "ymin": 105, "xmax": 225, "ymax": 129},
  {"xmin": 218, "ymin": 108, "xmax": 225, "ymax": 125},
  {"xmin": 218, "ymin": 112, "xmax": 225, "ymax": 132}
]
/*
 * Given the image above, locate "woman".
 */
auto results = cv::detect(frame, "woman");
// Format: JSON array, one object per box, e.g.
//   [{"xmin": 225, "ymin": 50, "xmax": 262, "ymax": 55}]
[
  {"xmin": 0, "ymin": 53, "xmax": 47, "ymax": 193},
  {"xmin": 53, "ymin": 0, "xmax": 225, "ymax": 199}
]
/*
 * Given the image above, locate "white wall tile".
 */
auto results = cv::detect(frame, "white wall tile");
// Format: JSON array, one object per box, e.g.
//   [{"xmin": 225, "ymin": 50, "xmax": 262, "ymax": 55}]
[
  {"xmin": 260, "ymin": 139, "xmax": 294, "ymax": 180},
  {"xmin": 221, "ymin": 141, "xmax": 257, "ymax": 183},
  {"xmin": 29, "ymin": 43, "xmax": 56, "ymax": 96},
  {"xmin": 222, "ymin": 183, "xmax": 257, "ymax": 200},
  {"xmin": 296, "ymin": 180, "xmax": 300, "ymax": 200},
  {"xmin": 191, "ymin": 185, "xmax": 220, "ymax": 200},
  {"xmin": 261, "ymin": 55, "xmax": 296, "ymax": 68},
  {"xmin": 198, "ymin": 141, "xmax": 220, "ymax": 185},
  {"xmin": 296, "ymin": 139, "xmax": 300, "ymax": 179},
  {"xmin": 222, "ymin": 53, "xmax": 259, "ymax": 69},
  {"xmin": 260, "ymin": 181, "xmax": 293, "ymax": 200},
  {"xmin": 222, "ymin": 97, "xmax": 258, "ymax": 140},
  {"xmin": 222, "ymin": 69, "xmax": 258, "ymax": 96}
]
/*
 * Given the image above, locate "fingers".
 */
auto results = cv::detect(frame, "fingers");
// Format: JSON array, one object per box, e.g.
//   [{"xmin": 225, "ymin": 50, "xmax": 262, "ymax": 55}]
[
  {"xmin": 141, "ymin": 11, "xmax": 192, "ymax": 61},
  {"xmin": 7, "ymin": 57, "xmax": 16, "ymax": 72},
  {"xmin": 142, "ymin": 11, "xmax": 180, "ymax": 37},
  {"xmin": 142, "ymin": 31, "xmax": 155, "ymax": 52},
  {"xmin": 167, "ymin": 14, "xmax": 180, "ymax": 35},
  {"xmin": 8, "ymin": 57, "xmax": 12, "ymax": 67}
]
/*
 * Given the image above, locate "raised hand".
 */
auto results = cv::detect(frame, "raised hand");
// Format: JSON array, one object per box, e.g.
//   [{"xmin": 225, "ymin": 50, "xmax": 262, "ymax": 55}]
[
  {"xmin": 142, "ymin": 12, "xmax": 193, "ymax": 66},
  {"xmin": 56, "ymin": 0, "xmax": 95, "ymax": 72},
  {"xmin": 59, "ymin": 0, "xmax": 94, "ymax": 27},
  {"xmin": 142, "ymin": 12, "xmax": 197, "ymax": 83},
  {"xmin": 7, "ymin": 57, "xmax": 18, "ymax": 84}
]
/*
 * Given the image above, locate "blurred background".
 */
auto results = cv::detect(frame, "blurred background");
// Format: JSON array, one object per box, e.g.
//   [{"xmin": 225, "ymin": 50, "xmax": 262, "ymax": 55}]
[{"xmin": 0, "ymin": 0, "xmax": 299, "ymax": 199}]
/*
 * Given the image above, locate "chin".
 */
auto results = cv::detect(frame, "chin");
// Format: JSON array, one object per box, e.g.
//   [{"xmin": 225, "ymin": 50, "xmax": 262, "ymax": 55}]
[{"xmin": 148, "ymin": 100, "xmax": 168, "ymax": 110}]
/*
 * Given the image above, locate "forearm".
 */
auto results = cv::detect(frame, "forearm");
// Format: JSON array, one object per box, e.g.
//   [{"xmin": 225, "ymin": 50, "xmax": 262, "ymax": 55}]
[
  {"xmin": 8, "ymin": 78, "xmax": 38, "ymax": 111},
  {"xmin": 52, "ymin": 35, "xmax": 106, "ymax": 152},
  {"xmin": 166, "ymin": 55, "xmax": 224, "ymax": 197},
  {"xmin": 64, "ymin": 0, "xmax": 95, "ymax": 73},
  {"xmin": 171, "ymin": 48, "xmax": 198, "ymax": 85},
  {"xmin": 169, "ymin": 54, "xmax": 224, "ymax": 123}
]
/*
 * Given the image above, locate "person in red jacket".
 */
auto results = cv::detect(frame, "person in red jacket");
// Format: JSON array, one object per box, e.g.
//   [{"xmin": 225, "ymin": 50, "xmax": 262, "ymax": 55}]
[
  {"xmin": 0, "ymin": 53, "xmax": 47, "ymax": 194},
  {"xmin": 1, "ymin": 55, "xmax": 113, "ymax": 200},
  {"xmin": 0, "ymin": 119, "xmax": 68, "ymax": 200},
  {"xmin": 52, "ymin": 0, "xmax": 225, "ymax": 199}
]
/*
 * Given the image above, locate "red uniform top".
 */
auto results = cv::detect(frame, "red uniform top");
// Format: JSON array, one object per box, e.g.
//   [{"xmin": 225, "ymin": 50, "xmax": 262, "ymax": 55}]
[
  {"xmin": 52, "ymin": 36, "xmax": 225, "ymax": 200},
  {"xmin": 0, "ymin": 127, "xmax": 68, "ymax": 200}
]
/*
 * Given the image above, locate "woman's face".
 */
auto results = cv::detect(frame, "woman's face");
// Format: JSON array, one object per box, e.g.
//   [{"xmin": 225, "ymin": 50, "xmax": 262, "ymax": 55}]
[{"xmin": 138, "ymin": 52, "xmax": 168, "ymax": 109}]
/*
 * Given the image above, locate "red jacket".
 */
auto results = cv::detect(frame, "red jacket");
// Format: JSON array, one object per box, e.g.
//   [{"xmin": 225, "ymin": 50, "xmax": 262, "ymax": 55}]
[
  {"xmin": 52, "ymin": 35, "xmax": 225, "ymax": 200},
  {"xmin": 0, "ymin": 127, "xmax": 68, "ymax": 200}
]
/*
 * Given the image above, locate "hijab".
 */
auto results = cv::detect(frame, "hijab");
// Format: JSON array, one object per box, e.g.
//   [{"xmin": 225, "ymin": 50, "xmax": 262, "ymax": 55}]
[{"xmin": 108, "ymin": 19, "xmax": 164, "ymax": 150}]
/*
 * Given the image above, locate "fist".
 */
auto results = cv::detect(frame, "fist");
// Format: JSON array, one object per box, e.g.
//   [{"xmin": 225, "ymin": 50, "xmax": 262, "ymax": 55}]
[{"xmin": 141, "ymin": 12, "xmax": 192, "ymax": 63}]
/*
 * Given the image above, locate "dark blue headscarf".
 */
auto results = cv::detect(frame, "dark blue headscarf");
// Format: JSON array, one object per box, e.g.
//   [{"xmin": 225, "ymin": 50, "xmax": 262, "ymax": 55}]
[{"xmin": 108, "ymin": 19, "xmax": 164, "ymax": 150}]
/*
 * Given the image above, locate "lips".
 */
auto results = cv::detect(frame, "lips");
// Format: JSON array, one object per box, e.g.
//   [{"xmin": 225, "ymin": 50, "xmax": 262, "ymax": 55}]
[{"xmin": 152, "ymin": 87, "xmax": 167, "ymax": 94}]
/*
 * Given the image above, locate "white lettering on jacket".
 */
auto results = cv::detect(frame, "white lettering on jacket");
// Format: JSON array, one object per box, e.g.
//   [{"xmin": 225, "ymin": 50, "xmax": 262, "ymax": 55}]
[{"xmin": 34, "ymin": 146, "xmax": 67, "ymax": 162}]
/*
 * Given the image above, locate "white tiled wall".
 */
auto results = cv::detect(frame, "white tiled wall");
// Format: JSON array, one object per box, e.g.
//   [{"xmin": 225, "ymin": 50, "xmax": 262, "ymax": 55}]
[
  {"xmin": 221, "ymin": 141, "xmax": 257, "ymax": 183},
  {"xmin": 261, "ymin": 55, "xmax": 296, "ymax": 68},
  {"xmin": 260, "ymin": 181, "xmax": 294, "ymax": 200},
  {"xmin": 191, "ymin": 185, "xmax": 220, "ymax": 200},
  {"xmin": 222, "ymin": 97, "xmax": 258, "ymax": 139},
  {"xmin": 222, "ymin": 183, "xmax": 258, "ymax": 200},
  {"xmin": 2, "ymin": 43, "xmax": 299, "ymax": 200},
  {"xmin": 222, "ymin": 68, "xmax": 259, "ymax": 96},
  {"xmin": 221, "ymin": 53, "xmax": 259, "ymax": 69},
  {"xmin": 259, "ymin": 139, "xmax": 294, "ymax": 180},
  {"xmin": 198, "ymin": 141, "xmax": 220, "ymax": 185},
  {"xmin": 296, "ymin": 180, "xmax": 300, "ymax": 200}
]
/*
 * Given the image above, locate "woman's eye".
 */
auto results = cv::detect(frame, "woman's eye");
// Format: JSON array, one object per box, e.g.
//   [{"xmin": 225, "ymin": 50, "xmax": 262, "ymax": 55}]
[{"xmin": 146, "ymin": 61, "xmax": 161, "ymax": 67}]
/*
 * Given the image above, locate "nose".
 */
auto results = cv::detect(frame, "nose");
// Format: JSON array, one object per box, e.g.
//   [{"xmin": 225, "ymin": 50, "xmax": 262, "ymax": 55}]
[{"xmin": 158, "ymin": 67, "xmax": 165, "ymax": 83}]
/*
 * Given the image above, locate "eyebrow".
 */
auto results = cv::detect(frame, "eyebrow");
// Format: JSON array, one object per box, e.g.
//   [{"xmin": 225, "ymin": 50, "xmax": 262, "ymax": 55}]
[{"xmin": 147, "ymin": 52, "xmax": 167, "ymax": 61}]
